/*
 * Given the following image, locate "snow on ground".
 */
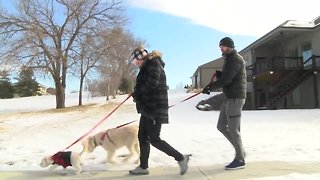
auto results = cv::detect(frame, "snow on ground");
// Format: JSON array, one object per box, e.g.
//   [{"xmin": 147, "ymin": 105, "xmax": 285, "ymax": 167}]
[{"xmin": 0, "ymin": 90, "xmax": 320, "ymax": 179}]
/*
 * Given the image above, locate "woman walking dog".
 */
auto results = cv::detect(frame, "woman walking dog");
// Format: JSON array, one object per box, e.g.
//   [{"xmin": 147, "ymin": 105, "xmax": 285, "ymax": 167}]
[{"xmin": 128, "ymin": 46, "xmax": 190, "ymax": 176}]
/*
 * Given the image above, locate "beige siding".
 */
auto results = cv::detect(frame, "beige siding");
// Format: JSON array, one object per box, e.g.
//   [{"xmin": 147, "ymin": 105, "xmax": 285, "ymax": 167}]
[
  {"xmin": 241, "ymin": 51, "xmax": 252, "ymax": 65},
  {"xmin": 193, "ymin": 58, "xmax": 224, "ymax": 88},
  {"xmin": 318, "ymin": 73, "xmax": 320, "ymax": 107},
  {"xmin": 286, "ymin": 75, "xmax": 315, "ymax": 108},
  {"xmin": 200, "ymin": 68, "xmax": 219, "ymax": 88},
  {"xmin": 285, "ymin": 33, "xmax": 313, "ymax": 56},
  {"xmin": 254, "ymin": 46, "xmax": 277, "ymax": 58},
  {"xmin": 312, "ymin": 28, "xmax": 320, "ymax": 54}
]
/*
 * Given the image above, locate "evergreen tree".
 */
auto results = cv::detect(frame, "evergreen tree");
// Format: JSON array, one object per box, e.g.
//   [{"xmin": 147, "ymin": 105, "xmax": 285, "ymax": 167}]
[
  {"xmin": 14, "ymin": 66, "xmax": 40, "ymax": 97},
  {"xmin": 0, "ymin": 70, "xmax": 14, "ymax": 99},
  {"xmin": 118, "ymin": 77, "xmax": 133, "ymax": 94}
]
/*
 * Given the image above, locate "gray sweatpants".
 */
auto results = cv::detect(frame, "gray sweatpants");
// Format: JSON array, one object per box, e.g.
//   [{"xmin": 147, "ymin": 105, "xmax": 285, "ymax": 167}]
[{"xmin": 217, "ymin": 98, "xmax": 245, "ymax": 161}]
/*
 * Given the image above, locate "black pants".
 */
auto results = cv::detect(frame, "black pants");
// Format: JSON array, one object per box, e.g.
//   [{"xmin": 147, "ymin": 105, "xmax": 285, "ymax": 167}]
[{"xmin": 138, "ymin": 115, "xmax": 183, "ymax": 169}]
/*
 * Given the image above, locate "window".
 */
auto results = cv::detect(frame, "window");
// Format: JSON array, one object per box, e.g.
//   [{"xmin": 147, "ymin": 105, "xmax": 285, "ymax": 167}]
[{"xmin": 302, "ymin": 43, "xmax": 312, "ymax": 67}]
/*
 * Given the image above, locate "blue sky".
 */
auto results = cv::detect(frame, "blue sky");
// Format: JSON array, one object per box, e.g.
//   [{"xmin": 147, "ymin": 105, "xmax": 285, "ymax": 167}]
[{"xmin": 125, "ymin": 6, "xmax": 256, "ymax": 89}]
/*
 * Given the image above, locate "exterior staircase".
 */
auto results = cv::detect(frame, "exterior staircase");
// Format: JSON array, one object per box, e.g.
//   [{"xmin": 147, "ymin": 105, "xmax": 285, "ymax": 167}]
[{"xmin": 267, "ymin": 70, "xmax": 313, "ymax": 109}]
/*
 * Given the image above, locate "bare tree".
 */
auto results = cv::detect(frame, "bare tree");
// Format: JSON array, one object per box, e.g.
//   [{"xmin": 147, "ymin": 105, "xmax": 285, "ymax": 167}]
[
  {"xmin": 86, "ymin": 79, "xmax": 101, "ymax": 98},
  {"xmin": 0, "ymin": 0, "xmax": 125, "ymax": 108},
  {"xmin": 71, "ymin": 34, "xmax": 111, "ymax": 105},
  {"xmin": 96, "ymin": 27, "xmax": 143, "ymax": 100},
  {"xmin": 71, "ymin": 27, "xmax": 138, "ymax": 105}
]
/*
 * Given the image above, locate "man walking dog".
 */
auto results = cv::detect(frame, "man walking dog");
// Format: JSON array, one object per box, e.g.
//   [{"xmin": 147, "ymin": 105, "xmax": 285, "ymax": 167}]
[
  {"xmin": 202, "ymin": 37, "xmax": 247, "ymax": 170},
  {"xmin": 129, "ymin": 46, "xmax": 190, "ymax": 175}
]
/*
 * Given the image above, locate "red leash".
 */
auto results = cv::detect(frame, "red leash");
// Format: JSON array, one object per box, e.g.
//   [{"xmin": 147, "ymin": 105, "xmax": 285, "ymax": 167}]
[
  {"xmin": 60, "ymin": 72, "xmax": 217, "ymax": 151},
  {"xmin": 169, "ymin": 92, "xmax": 202, "ymax": 108},
  {"xmin": 169, "ymin": 73, "xmax": 216, "ymax": 108},
  {"xmin": 62, "ymin": 94, "xmax": 132, "ymax": 150}
]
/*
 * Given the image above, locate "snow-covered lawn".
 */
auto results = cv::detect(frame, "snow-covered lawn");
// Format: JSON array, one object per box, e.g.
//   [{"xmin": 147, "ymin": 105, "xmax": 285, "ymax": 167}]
[{"xmin": 0, "ymin": 90, "xmax": 319, "ymax": 179}]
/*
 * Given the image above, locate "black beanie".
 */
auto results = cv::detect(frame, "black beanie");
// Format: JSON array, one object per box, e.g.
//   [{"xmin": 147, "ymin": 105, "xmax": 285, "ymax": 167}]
[{"xmin": 219, "ymin": 37, "xmax": 234, "ymax": 48}]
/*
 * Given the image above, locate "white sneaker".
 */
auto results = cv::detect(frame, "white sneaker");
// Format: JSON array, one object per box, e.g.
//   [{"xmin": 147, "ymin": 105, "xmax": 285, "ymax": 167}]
[
  {"xmin": 178, "ymin": 154, "xmax": 191, "ymax": 175},
  {"xmin": 129, "ymin": 166, "xmax": 149, "ymax": 175}
]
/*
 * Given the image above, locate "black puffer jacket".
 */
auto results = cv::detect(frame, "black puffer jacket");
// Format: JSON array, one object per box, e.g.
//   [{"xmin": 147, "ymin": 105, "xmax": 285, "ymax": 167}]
[
  {"xmin": 208, "ymin": 50, "xmax": 247, "ymax": 99},
  {"xmin": 134, "ymin": 51, "xmax": 169, "ymax": 124}
]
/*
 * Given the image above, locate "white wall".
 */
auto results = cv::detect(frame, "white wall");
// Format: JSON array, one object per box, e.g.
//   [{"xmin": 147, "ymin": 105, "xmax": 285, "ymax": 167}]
[{"xmin": 285, "ymin": 33, "xmax": 313, "ymax": 56}]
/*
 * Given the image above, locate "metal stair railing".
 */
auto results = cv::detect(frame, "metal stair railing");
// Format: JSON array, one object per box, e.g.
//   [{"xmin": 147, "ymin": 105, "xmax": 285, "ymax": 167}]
[{"xmin": 267, "ymin": 70, "xmax": 313, "ymax": 109}]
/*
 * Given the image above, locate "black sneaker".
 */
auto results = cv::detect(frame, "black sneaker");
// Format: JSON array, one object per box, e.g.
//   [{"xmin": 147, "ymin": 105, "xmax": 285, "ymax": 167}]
[{"xmin": 225, "ymin": 159, "xmax": 246, "ymax": 170}]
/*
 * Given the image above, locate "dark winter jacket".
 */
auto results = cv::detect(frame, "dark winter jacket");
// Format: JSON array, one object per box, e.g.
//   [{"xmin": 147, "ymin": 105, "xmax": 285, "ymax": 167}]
[
  {"xmin": 134, "ymin": 51, "xmax": 169, "ymax": 124},
  {"xmin": 208, "ymin": 50, "xmax": 247, "ymax": 99}
]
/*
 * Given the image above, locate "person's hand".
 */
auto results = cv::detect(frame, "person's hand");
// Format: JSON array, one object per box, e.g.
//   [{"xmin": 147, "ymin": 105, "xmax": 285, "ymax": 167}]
[
  {"xmin": 202, "ymin": 85, "xmax": 211, "ymax": 94},
  {"xmin": 215, "ymin": 70, "xmax": 222, "ymax": 79},
  {"xmin": 131, "ymin": 92, "xmax": 136, "ymax": 103}
]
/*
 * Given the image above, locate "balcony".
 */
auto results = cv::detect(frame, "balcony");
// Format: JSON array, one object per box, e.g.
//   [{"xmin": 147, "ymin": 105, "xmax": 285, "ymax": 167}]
[{"xmin": 246, "ymin": 55, "xmax": 320, "ymax": 80}]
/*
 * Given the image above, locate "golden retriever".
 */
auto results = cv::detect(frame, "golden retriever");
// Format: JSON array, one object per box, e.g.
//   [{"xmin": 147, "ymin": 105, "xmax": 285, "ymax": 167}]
[{"xmin": 81, "ymin": 123, "xmax": 139, "ymax": 164}]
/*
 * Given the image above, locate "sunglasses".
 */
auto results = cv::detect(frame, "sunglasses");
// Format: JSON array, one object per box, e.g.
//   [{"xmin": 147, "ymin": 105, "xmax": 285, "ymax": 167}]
[{"xmin": 129, "ymin": 50, "xmax": 148, "ymax": 64}]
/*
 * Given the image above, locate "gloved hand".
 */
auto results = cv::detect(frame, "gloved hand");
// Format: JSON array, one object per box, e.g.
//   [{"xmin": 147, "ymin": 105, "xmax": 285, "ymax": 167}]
[
  {"xmin": 215, "ymin": 70, "xmax": 222, "ymax": 79},
  {"xmin": 131, "ymin": 92, "xmax": 136, "ymax": 103},
  {"xmin": 202, "ymin": 85, "xmax": 211, "ymax": 94}
]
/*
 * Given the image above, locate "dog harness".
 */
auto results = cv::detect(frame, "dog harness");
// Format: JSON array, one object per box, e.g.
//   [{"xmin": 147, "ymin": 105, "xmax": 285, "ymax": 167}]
[
  {"xmin": 93, "ymin": 129, "xmax": 114, "ymax": 147},
  {"xmin": 52, "ymin": 151, "xmax": 72, "ymax": 168},
  {"xmin": 94, "ymin": 121, "xmax": 137, "ymax": 147},
  {"xmin": 101, "ymin": 129, "xmax": 114, "ymax": 144}
]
